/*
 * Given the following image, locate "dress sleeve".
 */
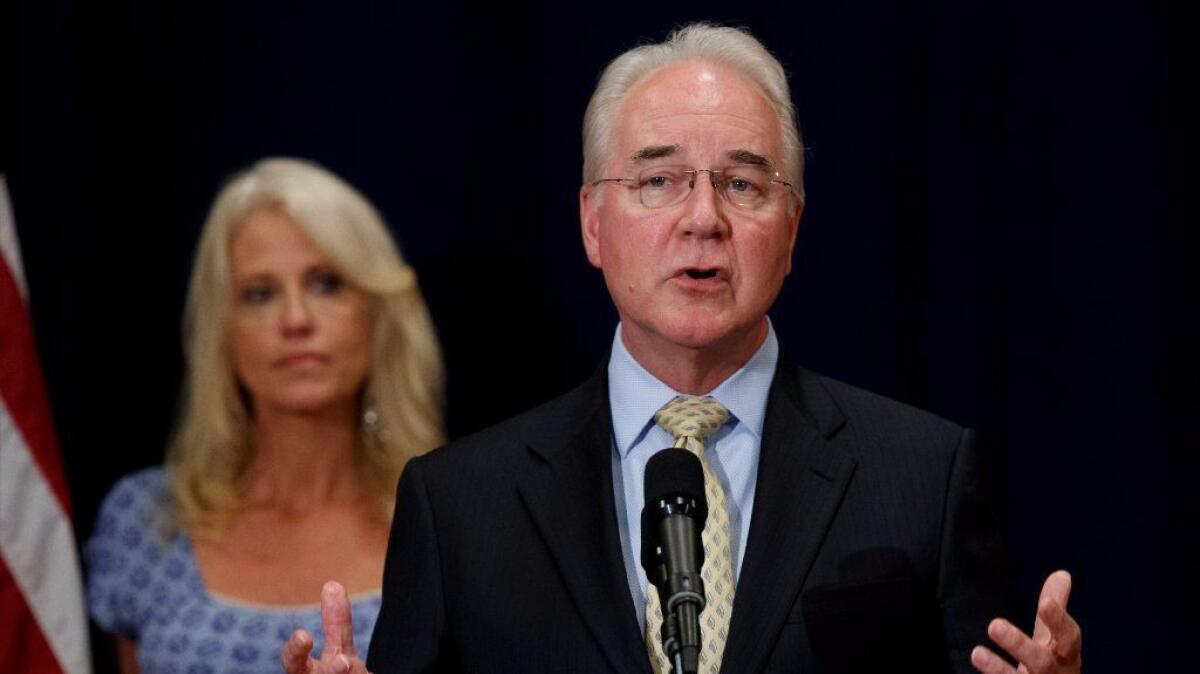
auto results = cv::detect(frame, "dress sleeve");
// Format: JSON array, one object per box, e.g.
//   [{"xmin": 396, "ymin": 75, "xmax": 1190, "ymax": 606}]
[{"xmin": 85, "ymin": 468, "xmax": 169, "ymax": 639}]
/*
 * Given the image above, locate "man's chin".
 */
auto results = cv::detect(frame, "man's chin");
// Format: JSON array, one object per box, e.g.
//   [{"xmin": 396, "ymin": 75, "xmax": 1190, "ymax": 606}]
[{"xmin": 630, "ymin": 314, "xmax": 763, "ymax": 354}]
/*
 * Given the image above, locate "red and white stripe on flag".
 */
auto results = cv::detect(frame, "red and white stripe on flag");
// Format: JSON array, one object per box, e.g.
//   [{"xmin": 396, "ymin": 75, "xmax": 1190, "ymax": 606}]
[{"xmin": 0, "ymin": 175, "xmax": 92, "ymax": 674}]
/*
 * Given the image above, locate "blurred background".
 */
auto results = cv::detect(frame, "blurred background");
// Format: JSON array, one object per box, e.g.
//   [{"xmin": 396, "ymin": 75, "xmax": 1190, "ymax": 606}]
[{"xmin": 2, "ymin": 0, "xmax": 1188, "ymax": 670}]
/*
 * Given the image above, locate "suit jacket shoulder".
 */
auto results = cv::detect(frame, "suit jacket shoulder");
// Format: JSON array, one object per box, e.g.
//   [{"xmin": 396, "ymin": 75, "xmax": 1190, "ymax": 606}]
[
  {"xmin": 813, "ymin": 371, "xmax": 961, "ymax": 434},
  {"xmin": 403, "ymin": 371, "xmax": 609, "ymax": 488}
]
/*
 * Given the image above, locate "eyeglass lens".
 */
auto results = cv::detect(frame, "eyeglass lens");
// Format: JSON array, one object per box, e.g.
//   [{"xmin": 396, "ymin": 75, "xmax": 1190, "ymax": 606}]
[{"xmin": 636, "ymin": 165, "xmax": 776, "ymax": 209}]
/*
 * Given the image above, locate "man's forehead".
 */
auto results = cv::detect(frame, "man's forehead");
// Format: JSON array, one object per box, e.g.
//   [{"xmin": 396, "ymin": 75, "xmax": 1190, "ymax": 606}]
[{"xmin": 610, "ymin": 60, "xmax": 782, "ymax": 167}]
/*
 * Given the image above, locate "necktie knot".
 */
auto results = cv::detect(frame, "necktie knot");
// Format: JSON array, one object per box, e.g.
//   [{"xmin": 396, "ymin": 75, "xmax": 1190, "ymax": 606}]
[{"xmin": 654, "ymin": 395, "xmax": 730, "ymax": 446}]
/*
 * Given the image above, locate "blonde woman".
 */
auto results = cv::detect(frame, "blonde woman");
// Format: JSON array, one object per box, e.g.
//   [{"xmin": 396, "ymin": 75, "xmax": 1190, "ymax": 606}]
[{"xmin": 86, "ymin": 158, "xmax": 444, "ymax": 673}]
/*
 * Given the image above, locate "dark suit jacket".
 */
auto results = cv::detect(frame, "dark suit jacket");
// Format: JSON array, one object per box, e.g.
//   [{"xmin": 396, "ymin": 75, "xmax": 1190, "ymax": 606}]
[{"xmin": 367, "ymin": 356, "xmax": 1013, "ymax": 673}]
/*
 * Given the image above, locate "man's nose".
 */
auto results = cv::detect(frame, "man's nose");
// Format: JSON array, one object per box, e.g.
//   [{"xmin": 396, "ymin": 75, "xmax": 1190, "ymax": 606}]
[{"xmin": 679, "ymin": 171, "xmax": 728, "ymax": 238}]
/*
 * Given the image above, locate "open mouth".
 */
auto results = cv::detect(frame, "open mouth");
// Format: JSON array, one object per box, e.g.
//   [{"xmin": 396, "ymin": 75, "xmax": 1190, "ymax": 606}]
[{"xmin": 684, "ymin": 268, "xmax": 719, "ymax": 280}]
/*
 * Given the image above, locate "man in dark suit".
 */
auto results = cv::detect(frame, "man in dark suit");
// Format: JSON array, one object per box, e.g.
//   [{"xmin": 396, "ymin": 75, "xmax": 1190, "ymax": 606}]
[{"xmin": 283, "ymin": 23, "xmax": 1081, "ymax": 674}]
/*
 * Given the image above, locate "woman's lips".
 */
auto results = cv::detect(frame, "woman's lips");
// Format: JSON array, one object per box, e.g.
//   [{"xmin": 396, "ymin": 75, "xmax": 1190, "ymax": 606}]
[{"xmin": 274, "ymin": 352, "xmax": 330, "ymax": 369}]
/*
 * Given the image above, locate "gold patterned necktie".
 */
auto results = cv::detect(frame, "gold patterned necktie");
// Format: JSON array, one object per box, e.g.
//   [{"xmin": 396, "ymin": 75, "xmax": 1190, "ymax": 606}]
[{"xmin": 646, "ymin": 395, "xmax": 734, "ymax": 674}]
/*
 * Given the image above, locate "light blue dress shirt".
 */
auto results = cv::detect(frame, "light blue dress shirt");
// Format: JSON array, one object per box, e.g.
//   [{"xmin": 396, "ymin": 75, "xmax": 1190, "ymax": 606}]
[{"xmin": 608, "ymin": 321, "xmax": 779, "ymax": 629}]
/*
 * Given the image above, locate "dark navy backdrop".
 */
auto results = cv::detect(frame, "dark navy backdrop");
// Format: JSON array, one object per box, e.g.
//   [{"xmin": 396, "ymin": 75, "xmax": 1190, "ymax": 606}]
[{"xmin": 3, "ymin": 1, "xmax": 1189, "ymax": 670}]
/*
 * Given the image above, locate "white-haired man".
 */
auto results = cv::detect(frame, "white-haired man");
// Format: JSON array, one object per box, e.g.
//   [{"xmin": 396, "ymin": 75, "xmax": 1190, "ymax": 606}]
[{"xmin": 283, "ymin": 23, "xmax": 1081, "ymax": 674}]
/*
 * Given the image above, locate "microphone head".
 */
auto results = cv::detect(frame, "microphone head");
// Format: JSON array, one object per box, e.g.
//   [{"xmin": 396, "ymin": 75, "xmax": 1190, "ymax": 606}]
[
  {"xmin": 644, "ymin": 448, "xmax": 706, "ymax": 509},
  {"xmin": 640, "ymin": 448, "xmax": 708, "ymax": 581}
]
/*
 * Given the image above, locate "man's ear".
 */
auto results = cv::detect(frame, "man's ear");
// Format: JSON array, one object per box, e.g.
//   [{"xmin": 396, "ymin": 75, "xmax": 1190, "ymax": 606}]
[{"xmin": 580, "ymin": 183, "xmax": 603, "ymax": 269}]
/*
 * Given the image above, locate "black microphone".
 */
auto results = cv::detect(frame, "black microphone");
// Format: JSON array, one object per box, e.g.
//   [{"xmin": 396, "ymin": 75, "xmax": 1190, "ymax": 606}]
[{"xmin": 641, "ymin": 448, "xmax": 707, "ymax": 674}]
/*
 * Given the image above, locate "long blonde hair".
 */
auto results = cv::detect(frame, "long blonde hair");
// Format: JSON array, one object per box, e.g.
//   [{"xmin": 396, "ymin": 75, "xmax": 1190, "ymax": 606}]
[{"xmin": 167, "ymin": 157, "xmax": 444, "ymax": 537}]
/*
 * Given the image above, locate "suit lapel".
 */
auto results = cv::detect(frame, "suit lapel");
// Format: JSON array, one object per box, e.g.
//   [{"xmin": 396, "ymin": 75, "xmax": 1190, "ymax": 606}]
[
  {"xmin": 722, "ymin": 357, "xmax": 857, "ymax": 673},
  {"xmin": 517, "ymin": 372, "xmax": 651, "ymax": 674}
]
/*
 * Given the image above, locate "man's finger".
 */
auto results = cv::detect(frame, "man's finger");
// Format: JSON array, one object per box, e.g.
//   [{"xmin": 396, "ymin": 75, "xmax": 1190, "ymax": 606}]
[
  {"xmin": 987, "ymin": 618, "xmax": 1054, "ymax": 673},
  {"xmin": 321, "ymin": 581, "xmax": 358, "ymax": 659},
  {"xmin": 970, "ymin": 645, "xmax": 1017, "ymax": 674},
  {"xmin": 1040, "ymin": 570, "xmax": 1072, "ymax": 610},
  {"xmin": 1033, "ymin": 595, "xmax": 1058, "ymax": 643},
  {"xmin": 280, "ymin": 628, "xmax": 316, "ymax": 674},
  {"xmin": 1037, "ymin": 596, "xmax": 1065, "ymax": 634},
  {"xmin": 320, "ymin": 653, "xmax": 373, "ymax": 674},
  {"xmin": 1032, "ymin": 570, "xmax": 1072, "ymax": 642},
  {"xmin": 1057, "ymin": 613, "xmax": 1083, "ymax": 661},
  {"xmin": 1038, "ymin": 597, "xmax": 1083, "ymax": 661}
]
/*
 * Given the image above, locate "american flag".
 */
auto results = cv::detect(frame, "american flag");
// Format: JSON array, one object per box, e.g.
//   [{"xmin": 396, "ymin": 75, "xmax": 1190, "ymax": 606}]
[{"xmin": 0, "ymin": 174, "xmax": 91, "ymax": 673}]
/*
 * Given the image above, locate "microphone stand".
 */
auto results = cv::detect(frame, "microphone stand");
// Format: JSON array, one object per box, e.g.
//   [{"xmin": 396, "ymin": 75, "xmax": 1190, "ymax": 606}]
[
  {"xmin": 642, "ymin": 448, "xmax": 708, "ymax": 674},
  {"xmin": 649, "ymin": 494, "xmax": 705, "ymax": 674}
]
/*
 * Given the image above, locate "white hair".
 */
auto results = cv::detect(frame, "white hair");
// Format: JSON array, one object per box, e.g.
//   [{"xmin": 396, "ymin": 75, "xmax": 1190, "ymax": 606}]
[{"xmin": 582, "ymin": 23, "xmax": 805, "ymax": 199}]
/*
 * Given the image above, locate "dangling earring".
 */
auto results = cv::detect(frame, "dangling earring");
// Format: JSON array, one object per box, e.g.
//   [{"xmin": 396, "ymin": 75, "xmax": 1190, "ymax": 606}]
[
  {"xmin": 362, "ymin": 403, "xmax": 384, "ymax": 445},
  {"xmin": 363, "ymin": 406, "xmax": 380, "ymax": 429}
]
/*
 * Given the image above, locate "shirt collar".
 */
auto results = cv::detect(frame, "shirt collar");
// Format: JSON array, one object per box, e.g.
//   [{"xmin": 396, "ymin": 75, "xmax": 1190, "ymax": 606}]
[{"xmin": 607, "ymin": 321, "xmax": 779, "ymax": 458}]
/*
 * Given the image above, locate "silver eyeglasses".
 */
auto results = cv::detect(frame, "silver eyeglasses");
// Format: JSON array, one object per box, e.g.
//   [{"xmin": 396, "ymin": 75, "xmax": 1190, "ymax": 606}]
[{"xmin": 592, "ymin": 164, "xmax": 795, "ymax": 211}]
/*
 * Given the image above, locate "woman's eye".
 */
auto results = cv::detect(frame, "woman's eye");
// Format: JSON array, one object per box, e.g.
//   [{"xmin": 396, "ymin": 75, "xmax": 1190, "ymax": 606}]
[
  {"xmin": 240, "ymin": 286, "xmax": 274, "ymax": 304},
  {"xmin": 310, "ymin": 271, "xmax": 344, "ymax": 294}
]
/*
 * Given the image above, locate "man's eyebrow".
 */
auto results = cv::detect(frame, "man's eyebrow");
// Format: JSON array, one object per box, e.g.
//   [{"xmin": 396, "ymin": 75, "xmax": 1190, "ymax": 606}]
[
  {"xmin": 631, "ymin": 145, "xmax": 680, "ymax": 162},
  {"xmin": 727, "ymin": 149, "xmax": 774, "ymax": 168}
]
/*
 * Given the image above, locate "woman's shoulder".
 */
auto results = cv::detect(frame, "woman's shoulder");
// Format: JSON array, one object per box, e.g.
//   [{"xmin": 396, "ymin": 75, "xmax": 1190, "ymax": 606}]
[
  {"xmin": 108, "ymin": 465, "xmax": 170, "ymax": 499},
  {"xmin": 88, "ymin": 465, "xmax": 178, "ymax": 562},
  {"xmin": 94, "ymin": 466, "xmax": 170, "ymax": 533}
]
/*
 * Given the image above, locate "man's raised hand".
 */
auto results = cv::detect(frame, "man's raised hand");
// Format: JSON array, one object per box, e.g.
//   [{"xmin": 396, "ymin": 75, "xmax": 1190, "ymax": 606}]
[
  {"xmin": 972, "ymin": 570, "xmax": 1082, "ymax": 674},
  {"xmin": 280, "ymin": 581, "xmax": 371, "ymax": 674}
]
